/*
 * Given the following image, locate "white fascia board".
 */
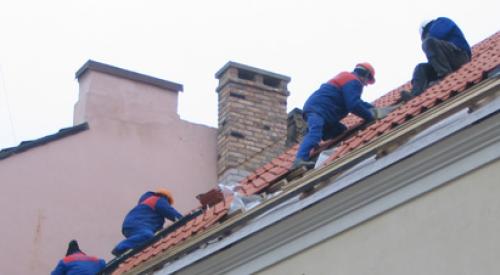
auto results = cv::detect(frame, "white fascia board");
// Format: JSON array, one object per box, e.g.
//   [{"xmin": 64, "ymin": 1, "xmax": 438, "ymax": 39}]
[{"xmin": 156, "ymin": 96, "xmax": 500, "ymax": 275}]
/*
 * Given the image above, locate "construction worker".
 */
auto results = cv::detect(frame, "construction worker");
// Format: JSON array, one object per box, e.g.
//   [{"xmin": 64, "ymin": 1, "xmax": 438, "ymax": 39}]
[
  {"xmin": 292, "ymin": 63, "xmax": 386, "ymax": 169},
  {"xmin": 112, "ymin": 188, "xmax": 183, "ymax": 256},
  {"xmin": 400, "ymin": 17, "xmax": 471, "ymax": 102},
  {"xmin": 51, "ymin": 240, "xmax": 106, "ymax": 275}
]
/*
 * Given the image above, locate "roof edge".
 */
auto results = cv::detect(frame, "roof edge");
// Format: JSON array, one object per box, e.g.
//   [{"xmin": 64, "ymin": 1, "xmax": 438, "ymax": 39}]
[
  {"xmin": 75, "ymin": 60, "xmax": 183, "ymax": 92},
  {"xmin": 0, "ymin": 122, "xmax": 89, "ymax": 161}
]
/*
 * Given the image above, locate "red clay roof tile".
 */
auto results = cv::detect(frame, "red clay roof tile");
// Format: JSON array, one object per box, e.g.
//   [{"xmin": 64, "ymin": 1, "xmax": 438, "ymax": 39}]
[
  {"xmin": 251, "ymin": 177, "xmax": 267, "ymax": 188},
  {"xmin": 269, "ymin": 166, "xmax": 288, "ymax": 176},
  {"xmin": 260, "ymin": 172, "xmax": 278, "ymax": 183}
]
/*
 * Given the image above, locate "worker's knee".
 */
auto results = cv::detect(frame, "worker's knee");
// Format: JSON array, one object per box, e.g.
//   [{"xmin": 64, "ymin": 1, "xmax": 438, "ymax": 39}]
[
  {"xmin": 322, "ymin": 123, "xmax": 346, "ymax": 140},
  {"xmin": 422, "ymin": 37, "xmax": 440, "ymax": 53},
  {"xmin": 413, "ymin": 62, "xmax": 434, "ymax": 79}
]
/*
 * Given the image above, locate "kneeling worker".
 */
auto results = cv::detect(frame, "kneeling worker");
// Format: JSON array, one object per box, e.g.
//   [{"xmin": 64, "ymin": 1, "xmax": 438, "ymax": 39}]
[{"xmin": 112, "ymin": 188, "xmax": 183, "ymax": 256}]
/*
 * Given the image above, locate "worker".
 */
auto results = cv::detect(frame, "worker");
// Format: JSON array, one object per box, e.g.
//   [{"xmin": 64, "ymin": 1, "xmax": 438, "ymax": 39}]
[
  {"xmin": 292, "ymin": 63, "xmax": 386, "ymax": 169},
  {"xmin": 112, "ymin": 188, "xmax": 183, "ymax": 256},
  {"xmin": 400, "ymin": 17, "xmax": 471, "ymax": 102},
  {"xmin": 51, "ymin": 240, "xmax": 106, "ymax": 275}
]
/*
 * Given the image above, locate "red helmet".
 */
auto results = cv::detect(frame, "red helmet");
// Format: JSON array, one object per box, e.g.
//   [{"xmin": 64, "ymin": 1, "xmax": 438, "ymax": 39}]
[{"xmin": 355, "ymin": 62, "xmax": 376, "ymax": 84}]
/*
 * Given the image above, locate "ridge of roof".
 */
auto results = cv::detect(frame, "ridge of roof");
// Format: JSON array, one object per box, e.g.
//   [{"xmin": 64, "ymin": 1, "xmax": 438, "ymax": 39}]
[
  {"xmin": 0, "ymin": 122, "xmax": 89, "ymax": 161},
  {"xmin": 113, "ymin": 31, "xmax": 500, "ymax": 274}
]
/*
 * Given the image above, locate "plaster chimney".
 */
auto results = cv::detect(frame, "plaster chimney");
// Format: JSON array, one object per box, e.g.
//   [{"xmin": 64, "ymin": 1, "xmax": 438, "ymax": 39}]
[
  {"xmin": 73, "ymin": 60, "xmax": 183, "ymax": 125},
  {"xmin": 215, "ymin": 61, "xmax": 290, "ymax": 186}
]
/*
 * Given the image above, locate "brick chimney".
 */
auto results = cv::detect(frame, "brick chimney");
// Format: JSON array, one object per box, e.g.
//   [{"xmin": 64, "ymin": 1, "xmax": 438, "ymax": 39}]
[
  {"xmin": 73, "ymin": 60, "xmax": 183, "ymax": 125},
  {"xmin": 215, "ymin": 61, "xmax": 290, "ymax": 186}
]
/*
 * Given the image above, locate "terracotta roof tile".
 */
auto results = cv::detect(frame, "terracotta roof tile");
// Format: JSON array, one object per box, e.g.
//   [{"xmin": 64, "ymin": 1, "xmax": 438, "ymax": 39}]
[
  {"xmin": 115, "ymin": 31, "xmax": 500, "ymax": 274},
  {"xmin": 263, "ymin": 163, "xmax": 274, "ymax": 170},
  {"xmin": 269, "ymin": 166, "xmax": 288, "ymax": 176},
  {"xmin": 363, "ymin": 128, "xmax": 378, "ymax": 143},
  {"xmin": 247, "ymin": 172, "xmax": 257, "ymax": 180},
  {"xmin": 271, "ymin": 158, "xmax": 290, "ymax": 168},
  {"xmin": 202, "ymin": 207, "xmax": 215, "ymax": 221},
  {"xmin": 260, "ymin": 172, "xmax": 278, "ymax": 183},
  {"xmin": 251, "ymin": 177, "xmax": 267, "ymax": 188},
  {"xmin": 254, "ymin": 167, "xmax": 266, "ymax": 175}
]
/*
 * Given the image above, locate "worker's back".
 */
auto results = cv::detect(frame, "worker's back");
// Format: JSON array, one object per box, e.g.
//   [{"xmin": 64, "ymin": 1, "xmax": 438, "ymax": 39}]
[
  {"xmin": 122, "ymin": 192, "xmax": 165, "ymax": 232},
  {"xmin": 51, "ymin": 252, "xmax": 105, "ymax": 275},
  {"xmin": 304, "ymin": 71, "xmax": 367, "ymax": 122}
]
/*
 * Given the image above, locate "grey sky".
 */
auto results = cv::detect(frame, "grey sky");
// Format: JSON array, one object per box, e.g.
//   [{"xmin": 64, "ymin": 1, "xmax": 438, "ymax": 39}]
[{"xmin": 0, "ymin": 0, "xmax": 499, "ymax": 149}]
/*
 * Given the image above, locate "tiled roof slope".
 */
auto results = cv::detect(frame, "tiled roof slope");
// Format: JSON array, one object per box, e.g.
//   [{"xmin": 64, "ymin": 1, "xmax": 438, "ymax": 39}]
[
  {"xmin": 112, "ymin": 195, "xmax": 233, "ymax": 274},
  {"xmin": 0, "ymin": 122, "xmax": 89, "ymax": 160},
  {"xmin": 115, "ymin": 31, "xmax": 499, "ymax": 274},
  {"xmin": 238, "ymin": 31, "xmax": 500, "ymax": 195}
]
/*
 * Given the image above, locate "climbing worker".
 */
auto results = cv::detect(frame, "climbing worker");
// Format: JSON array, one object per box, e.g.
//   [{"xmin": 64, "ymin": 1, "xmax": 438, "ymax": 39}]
[
  {"xmin": 51, "ymin": 240, "xmax": 106, "ymax": 275},
  {"xmin": 400, "ymin": 17, "xmax": 471, "ymax": 102},
  {"xmin": 293, "ymin": 63, "xmax": 390, "ymax": 169},
  {"xmin": 112, "ymin": 188, "xmax": 183, "ymax": 256}
]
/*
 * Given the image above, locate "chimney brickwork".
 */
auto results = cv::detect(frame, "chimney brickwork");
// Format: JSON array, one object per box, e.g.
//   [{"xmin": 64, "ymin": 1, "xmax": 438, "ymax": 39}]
[
  {"xmin": 215, "ymin": 62, "xmax": 290, "ymax": 186},
  {"xmin": 286, "ymin": 108, "xmax": 307, "ymax": 147}
]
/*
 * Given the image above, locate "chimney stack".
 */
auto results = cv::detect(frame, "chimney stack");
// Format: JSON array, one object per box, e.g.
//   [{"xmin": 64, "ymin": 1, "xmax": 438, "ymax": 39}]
[
  {"xmin": 215, "ymin": 61, "xmax": 290, "ymax": 186},
  {"xmin": 73, "ymin": 60, "xmax": 183, "ymax": 125}
]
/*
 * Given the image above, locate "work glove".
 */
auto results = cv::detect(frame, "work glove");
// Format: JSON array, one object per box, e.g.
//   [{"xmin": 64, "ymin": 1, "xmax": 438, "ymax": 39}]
[{"xmin": 370, "ymin": 105, "xmax": 399, "ymax": 120}]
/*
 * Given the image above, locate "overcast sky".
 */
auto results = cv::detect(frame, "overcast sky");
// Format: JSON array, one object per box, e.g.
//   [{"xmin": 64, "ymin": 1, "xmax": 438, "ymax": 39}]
[{"xmin": 0, "ymin": 0, "xmax": 499, "ymax": 149}]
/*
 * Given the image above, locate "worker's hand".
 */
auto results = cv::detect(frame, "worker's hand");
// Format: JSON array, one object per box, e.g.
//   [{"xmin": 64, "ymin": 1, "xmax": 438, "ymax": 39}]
[
  {"xmin": 369, "ymin": 108, "xmax": 382, "ymax": 120},
  {"xmin": 370, "ymin": 105, "xmax": 399, "ymax": 120}
]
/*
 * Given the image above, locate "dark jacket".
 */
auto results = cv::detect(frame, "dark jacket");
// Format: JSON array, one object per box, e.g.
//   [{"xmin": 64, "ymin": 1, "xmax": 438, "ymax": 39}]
[
  {"xmin": 51, "ymin": 253, "xmax": 106, "ymax": 275},
  {"xmin": 122, "ymin": 191, "xmax": 183, "ymax": 233},
  {"xmin": 423, "ymin": 17, "xmax": 471, "ymax": 57},
  {"xmin": 303, "ymin": 71, "xmax": 374, "ymax": 123}
]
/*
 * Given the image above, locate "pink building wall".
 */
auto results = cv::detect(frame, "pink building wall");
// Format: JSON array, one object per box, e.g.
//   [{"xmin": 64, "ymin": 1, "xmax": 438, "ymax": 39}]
[{"xmin": 0, "ymin": 61, "xmax": 218, "ymax": 275}]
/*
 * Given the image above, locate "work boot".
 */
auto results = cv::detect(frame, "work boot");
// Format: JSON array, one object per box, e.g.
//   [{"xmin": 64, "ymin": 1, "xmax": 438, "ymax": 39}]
[
  {"xmin": 398, "ymin": 90, "xmax": 414, "ymax": 103},
  {"xmin": 291, "ymin": 158, "xmax": 316, "ymax": 170},
  {"xmin": 112, "ymin": 247, "xmax": 126, "ymax": 257}
]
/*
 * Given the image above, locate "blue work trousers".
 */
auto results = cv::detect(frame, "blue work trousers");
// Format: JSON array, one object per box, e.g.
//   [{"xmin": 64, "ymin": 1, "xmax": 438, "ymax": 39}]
[
  {"xmin": 296, "ymin": 112, "xmax": 346, "ymax": 160},
  {"xmin": 112, "ymin": 226, "xmax": 155, "ymax": 255}
]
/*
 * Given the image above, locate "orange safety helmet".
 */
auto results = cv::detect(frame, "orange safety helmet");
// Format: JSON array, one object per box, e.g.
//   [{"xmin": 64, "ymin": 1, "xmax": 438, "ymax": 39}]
[
  {"xmin": 156, "ymin": 188, "xmax": 175, "ymax": 205},
  {"xmin": 355, "ymin": 62, "xmax": 376, "ymax": 84}
]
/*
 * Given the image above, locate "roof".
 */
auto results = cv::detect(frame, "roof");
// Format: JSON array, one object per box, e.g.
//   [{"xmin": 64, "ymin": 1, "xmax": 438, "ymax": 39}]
[
  {"xmin": 75, "ymin": 60, "xmax": 184, "ymax": 92},
  {"xmin": 112, "ymin": 31, "xmax": 500, "ymax": 274},
  {"xmin": 237, "ymin": 31, "xmax": 500, "ymax": 196},
  {"xmin": 0, "ymin": 122, "xmax": 89, "ymax": 160}
]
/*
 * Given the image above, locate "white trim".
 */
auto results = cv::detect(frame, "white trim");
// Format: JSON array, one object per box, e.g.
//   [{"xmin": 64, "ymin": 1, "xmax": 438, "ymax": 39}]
[{"xmin": 156, "ymin": 97, "xmax": 500, "ymax": 275}]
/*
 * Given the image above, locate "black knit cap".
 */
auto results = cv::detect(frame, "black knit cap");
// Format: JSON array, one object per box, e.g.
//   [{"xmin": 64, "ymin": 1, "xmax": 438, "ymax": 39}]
[{"xmin": 66, "ymin": 240, "xmax": 83, "ymax": 256}]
